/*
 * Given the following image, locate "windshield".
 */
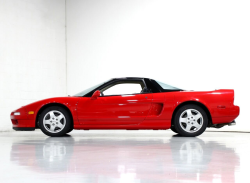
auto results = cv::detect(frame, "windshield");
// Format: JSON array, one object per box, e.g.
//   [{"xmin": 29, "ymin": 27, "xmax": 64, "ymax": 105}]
[
  {"xmin": 73, "ymin": 81, "xmax": 106, "ymax": 97},
  {"xmin": 154, "ymin": 80, "xmax": 181, "ymax": 90}
]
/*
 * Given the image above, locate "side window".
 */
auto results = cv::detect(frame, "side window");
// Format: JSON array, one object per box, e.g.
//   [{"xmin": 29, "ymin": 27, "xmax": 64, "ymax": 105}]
[{"xmin": 102, "ymin": 81, "xmax": 144, "ymax": 96}]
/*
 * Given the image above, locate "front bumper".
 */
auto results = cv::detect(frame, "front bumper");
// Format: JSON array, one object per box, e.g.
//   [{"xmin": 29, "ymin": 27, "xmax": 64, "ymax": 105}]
[{"xmin": 10, "ymin": 107, "xmax": 35, "ymax": 128}]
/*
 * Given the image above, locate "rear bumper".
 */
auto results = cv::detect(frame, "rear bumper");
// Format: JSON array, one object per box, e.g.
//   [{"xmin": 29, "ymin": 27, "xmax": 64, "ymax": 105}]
[
  {"xmin": 231, "ymin": 105, "xmax": 240, "ymax": 116},
  {"xmin": 210, "ymin": 120, "xmax": 236, "ymax": 128},
  {"xmin": 212, "ymin": 105, "xmax": 240, "ymax": 124}
]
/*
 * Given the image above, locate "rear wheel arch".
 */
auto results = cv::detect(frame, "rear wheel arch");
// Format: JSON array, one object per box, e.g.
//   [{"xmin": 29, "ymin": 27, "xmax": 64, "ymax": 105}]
[
  {"xmin": 171, "ymin": 101, "xmax": 212, "ymax": 128},
  {"xmin": 36, "ymin": 103, "xmax": 74, "ymax": 130}
]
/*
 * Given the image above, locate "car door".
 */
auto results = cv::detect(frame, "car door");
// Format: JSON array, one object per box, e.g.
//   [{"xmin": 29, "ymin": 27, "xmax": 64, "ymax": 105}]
[{"xmin": 77, "ymin": 80, "xmax": 153, "ymax": 125}]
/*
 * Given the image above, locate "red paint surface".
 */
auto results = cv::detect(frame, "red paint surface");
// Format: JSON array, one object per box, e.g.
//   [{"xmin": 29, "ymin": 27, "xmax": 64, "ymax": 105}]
[{"xmin": 10, "ymin": 89, "xmax": 239, "ymax": 129}]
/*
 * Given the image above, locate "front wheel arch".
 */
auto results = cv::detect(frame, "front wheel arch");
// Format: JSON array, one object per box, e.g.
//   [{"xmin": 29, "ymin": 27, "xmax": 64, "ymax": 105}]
[
  {"xmin": 36, "ymin": 103, "xmax": 74, "ymax": 131},
  {"xmin": 171, "ymin": 101, "xmax": 212, "ymax": 128}
]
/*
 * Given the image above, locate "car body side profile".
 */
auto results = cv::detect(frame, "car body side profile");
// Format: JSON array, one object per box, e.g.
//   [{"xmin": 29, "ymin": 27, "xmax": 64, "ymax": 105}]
[{"xmin": 10, "ymin": 77, "xmax": 240, "ymax": 137}]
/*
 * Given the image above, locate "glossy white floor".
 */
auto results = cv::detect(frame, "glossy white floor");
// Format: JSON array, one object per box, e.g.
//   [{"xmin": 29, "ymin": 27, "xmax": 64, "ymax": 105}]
[{"xmin": 0, "ymin": 130, "xmax": 249, "ymax": 183}]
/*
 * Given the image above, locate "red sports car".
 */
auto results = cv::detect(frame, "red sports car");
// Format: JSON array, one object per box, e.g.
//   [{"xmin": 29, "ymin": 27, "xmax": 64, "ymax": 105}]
[{"xmin": 10, "ymin": 77, "xmax": 240, "ymax": 137}]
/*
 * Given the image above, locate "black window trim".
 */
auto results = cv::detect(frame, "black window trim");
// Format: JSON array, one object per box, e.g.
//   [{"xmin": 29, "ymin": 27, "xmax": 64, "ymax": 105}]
[
  {"xmin": 100, "ymin": 79, "xmax": 146, "ymax": 96},
  {"xmin": 83, "ymin": 78, "xmax": 155, "ymax": 97},
  {"xmin": 81, "ymin": 77, "xmax": 181, "ymax": 97},
  {"xmin": 151, "ymin": 79, "xmax": 183, "ymax": 92}
]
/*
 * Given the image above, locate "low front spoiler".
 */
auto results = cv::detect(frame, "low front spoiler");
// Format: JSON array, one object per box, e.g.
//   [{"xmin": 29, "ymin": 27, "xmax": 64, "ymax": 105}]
[{"xmin": 13, "ymin": 127, "xmax": 35, "ymax": 131}]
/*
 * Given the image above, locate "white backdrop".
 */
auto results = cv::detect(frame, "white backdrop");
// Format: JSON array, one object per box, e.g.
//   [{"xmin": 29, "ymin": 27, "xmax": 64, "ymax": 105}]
[
  {"xmin": 0, "ymin": 0, "xmax": 66, "ymax": 131},
  {"xmin": 67, "ymin": 0, "xmax": 250, "ymax": 131},
  {"xmin": 0, "ymin": 0, "xmax": 249, "ymax": 132}
]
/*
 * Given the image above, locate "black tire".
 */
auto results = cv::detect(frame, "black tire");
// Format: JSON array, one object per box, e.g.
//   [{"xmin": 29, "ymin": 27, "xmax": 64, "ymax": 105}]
[
  {"xmin": 170, "ymin": 126, "xmax": 178, "ymax": 134},
  {"xmin": 67, "ymin": 127, "xmax": 74, "ymax": 134},
  {"xmin": 174, "ymin": 104, "xmax": 208, "ymax": 137},
  {"xmin": 39, "ymin": 106, "xmax": 72, "ymax": 137}
]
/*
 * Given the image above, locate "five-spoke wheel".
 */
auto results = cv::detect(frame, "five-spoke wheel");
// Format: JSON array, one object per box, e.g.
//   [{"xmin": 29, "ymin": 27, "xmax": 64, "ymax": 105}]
[
  {"xmin": 39, "ymin": 106, "xmax": 72, "ymax": 137},
  {"xmin": 173, "ymin": 104, "xmax": 208, "ymax": 137},
  {"xmin": 179, "ymin": 109, "xmax": 203, "ymax": 133},
  {"xmin": 43, "ymin": 110, "xmax": 66, "ymax": 133}
]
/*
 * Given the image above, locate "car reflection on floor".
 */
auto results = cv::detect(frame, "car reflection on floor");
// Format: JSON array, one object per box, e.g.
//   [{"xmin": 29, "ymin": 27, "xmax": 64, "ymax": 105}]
[{"xmin": 10, "ymin": 135, "xmax": 239, "ymax": 182}]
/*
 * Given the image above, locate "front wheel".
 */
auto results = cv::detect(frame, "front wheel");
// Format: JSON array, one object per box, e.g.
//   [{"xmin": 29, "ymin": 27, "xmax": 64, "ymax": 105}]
[
  {"xmin": 174, "ymin": 104, "xmax": 208, "ymax": 137},
  {"xmin": 170, "ymin": 126, "xmax": 178, "ymax": 134},
  {"xmin": 39, "ymin": 106, "xmax": 72, "ymax": 137}
]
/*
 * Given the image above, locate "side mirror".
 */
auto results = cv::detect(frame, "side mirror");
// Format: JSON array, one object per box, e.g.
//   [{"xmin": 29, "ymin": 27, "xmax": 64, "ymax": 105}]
[{"xmin": 91, "ymin": 90, "xmax": 101, "ymax": 100}]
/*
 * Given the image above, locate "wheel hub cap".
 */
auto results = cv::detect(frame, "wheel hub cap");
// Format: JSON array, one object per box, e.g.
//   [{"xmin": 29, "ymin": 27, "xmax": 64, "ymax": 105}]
[
  {"xmin": 43, "ymin": 110, "xmax": 66, "ymax": 133},
  {"xmin": 179, "ymin": 109, "xmax": 203, "ymax": 133}
]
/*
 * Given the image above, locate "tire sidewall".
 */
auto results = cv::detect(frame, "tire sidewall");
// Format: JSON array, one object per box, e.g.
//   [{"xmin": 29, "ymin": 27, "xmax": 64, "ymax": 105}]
[
  {"xmin": 39, "ymin": 106, "xmax": 71, "ymax": 137},
  {"xmin": 170, "ymin": 126, "xmax": 178, "ymax": 134},
  {"xmin": 67, "ymin": 127, "xmax": 74, "ymax": 134},
  {"xmin": 174, "ymin": 104, "xmax": 208, "ymax": 137}
]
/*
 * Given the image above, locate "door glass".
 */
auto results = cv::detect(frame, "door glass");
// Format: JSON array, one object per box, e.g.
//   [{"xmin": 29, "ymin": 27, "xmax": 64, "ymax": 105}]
[{"xmin": 102, "ymin": 83, "xmax": 143, "ymax": 96}]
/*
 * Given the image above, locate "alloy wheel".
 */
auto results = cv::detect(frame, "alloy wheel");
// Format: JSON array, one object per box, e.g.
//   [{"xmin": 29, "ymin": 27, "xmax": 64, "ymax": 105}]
[
  {"xmin": 43, "ymin": 110, "xmax": 66, "ymax": 133},
  {"xmin": 179, "ymin": 109, "xmax": 203, "ymax": 133}
]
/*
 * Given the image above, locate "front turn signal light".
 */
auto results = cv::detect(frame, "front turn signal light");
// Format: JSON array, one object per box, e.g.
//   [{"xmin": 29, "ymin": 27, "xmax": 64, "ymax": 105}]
[
  {"xmin": 28, "ymin": 111, "xmax": 34, "ymax": 115},
  {"xmin": 14, "ymin": 112, "xmax": 20, "ymax": 115}
]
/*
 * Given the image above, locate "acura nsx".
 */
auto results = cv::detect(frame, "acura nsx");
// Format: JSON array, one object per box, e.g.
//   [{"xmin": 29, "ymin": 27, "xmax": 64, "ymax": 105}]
[{"xmin": 10, "ymin": 77, "xmax": 240, "ymax": 137}]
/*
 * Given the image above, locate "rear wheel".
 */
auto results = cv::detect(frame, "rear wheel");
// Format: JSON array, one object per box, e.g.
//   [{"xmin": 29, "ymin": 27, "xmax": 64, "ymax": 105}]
[
  {"xmin": 39, "ymin": 106, "xmax": 72, "ymax": 137},
  {"xmin": 174, "ymin": 104, "xmax": 208, "ymax": 137},
  {"xmin": 67, "ymin": 127, "xmax": 74, "ymax": 134}
]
